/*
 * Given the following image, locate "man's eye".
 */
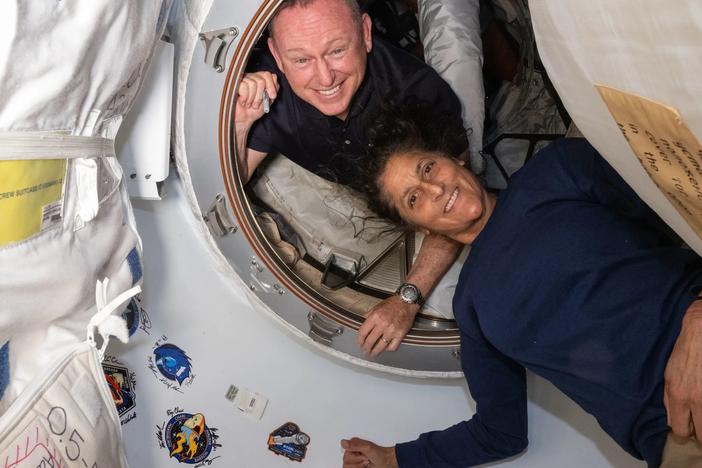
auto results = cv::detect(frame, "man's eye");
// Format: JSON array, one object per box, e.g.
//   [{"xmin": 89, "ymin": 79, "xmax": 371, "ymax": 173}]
[
  {"xmin": 423, "ymin": 162, "xmax": 434, "ymax": 177},
  {"xmin": 332, "ymin": 48, "xmax": 344, "ymax": 55},
  {"xmin": 409, "ymin": 193, "xmax": 418, "ymax": 208},
  {"xmin": 294, "ymin": 58, "xmax": 308, "ymax": 65}
]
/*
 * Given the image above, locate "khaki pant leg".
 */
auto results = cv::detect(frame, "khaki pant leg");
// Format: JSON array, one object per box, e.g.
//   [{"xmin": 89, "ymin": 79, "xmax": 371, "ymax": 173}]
[{"xmin": 661, "ymin": 433, "xmax": 702, "ymax": 467}]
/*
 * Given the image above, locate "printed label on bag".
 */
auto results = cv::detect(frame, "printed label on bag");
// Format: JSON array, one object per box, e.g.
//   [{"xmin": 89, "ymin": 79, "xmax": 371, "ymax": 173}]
[
  {"xmin": 0, "ymin": 159, "xmax": 67, "ymax": 247},
  {"xmin": 596, "ymin": 85, "xmax": 702, "ymax": 239}
]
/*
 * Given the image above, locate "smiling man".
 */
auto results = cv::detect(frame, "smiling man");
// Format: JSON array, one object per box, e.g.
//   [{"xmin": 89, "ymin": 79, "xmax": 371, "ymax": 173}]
[{"xmin": 234, "ymin": 0, "xmax": 468, "ymax": 356}]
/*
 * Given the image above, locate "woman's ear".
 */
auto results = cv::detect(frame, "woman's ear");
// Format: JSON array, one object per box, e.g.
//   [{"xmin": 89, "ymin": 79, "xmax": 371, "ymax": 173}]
[{"xmin": 453, "ymin": 150, "xmax": 469, "ymax": 167}]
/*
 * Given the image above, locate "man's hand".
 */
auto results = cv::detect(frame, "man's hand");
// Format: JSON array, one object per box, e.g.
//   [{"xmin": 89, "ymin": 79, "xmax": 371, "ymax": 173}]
[
  {"xmin": 358, "ymin": 296, "xmax": 418, "ymax": 357},
  {"xmin": 235, "ymin": 71, "xmax": 279, "ymax": 126},
  {"xmin": 664, "ymin": 299, "xmax": 702, "ymax": 440},
  {"xmin": 234, "ymin": 71, "xmax": 278, "ymax": 182},
  {"xmin": 341, "ymin": 438, "xmax": 398, "ymax": 468}
]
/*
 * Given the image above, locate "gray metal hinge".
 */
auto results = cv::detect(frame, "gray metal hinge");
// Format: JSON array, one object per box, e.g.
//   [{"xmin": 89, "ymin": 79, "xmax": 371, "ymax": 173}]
[
  {"xmin": 203, "ymin": 193, "xmax": 238, "ymax": 237},
  {"xmin": 199, "ymin": 26, "xmax": 239, "ymax": 73},
  {"xmin": 307, "ymin": 311, "xmax": 343, "ymax": 346}
]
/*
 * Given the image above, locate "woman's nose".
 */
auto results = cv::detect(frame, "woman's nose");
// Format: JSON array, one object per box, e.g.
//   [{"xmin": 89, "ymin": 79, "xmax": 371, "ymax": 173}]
[{"xmin": 424, "ymin": 181, "xmax": 444, "ymax": 199}]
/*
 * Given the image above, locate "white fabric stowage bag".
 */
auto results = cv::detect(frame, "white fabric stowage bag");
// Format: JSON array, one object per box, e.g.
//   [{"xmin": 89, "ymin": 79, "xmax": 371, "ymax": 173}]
[
  {"xmin": 0, "ymin": 343, "xmax": 129, "ymax": 468},
  {"xmin": 0, "ymin": 1, "xmax": 172, "ymax": 465}
]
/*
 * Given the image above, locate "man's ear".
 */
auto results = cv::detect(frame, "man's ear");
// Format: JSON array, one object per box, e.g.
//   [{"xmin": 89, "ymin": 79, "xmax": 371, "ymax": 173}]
[
  {"xmin": 268, "ymin": 37, "xmax": 285, "ymax": 72},
  {"xmin": 361, "ymin": 13, "xmax": 373, "ymax": 53}
]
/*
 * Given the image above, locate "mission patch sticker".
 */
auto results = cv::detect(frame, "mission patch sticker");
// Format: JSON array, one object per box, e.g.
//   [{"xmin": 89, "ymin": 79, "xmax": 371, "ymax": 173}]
[
  {"xmin": 147, "ymin": 336, "xmax": 194, "ymax": 393},
  {"xmin": 267, "ymin": 422, "xmax": 310, "ymax": 462},
  {"xmin": 102, "ymin": 357, "xmax": 137, "ymax": 425},
  {"xmin": 157, "ymin": 408, "xmax": 221, "ymax": 465}
]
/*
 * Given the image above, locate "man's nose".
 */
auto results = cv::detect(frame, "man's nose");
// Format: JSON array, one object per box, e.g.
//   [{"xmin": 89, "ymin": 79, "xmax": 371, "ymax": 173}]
[{"xmin": 316, "ymin": 58, "xmax": 335, "ymax": 86}]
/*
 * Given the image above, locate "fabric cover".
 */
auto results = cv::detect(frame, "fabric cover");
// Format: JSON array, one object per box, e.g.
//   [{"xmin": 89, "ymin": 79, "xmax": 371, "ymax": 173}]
[
  {"xmin": 418, "ymin": 0, "xmax": 485, "ymax": 172},
  {"xmin": 0, "ymin": 343, "xmax": 129, "ymax": 468},
  {"xmin": 0, "ymin": 2, "xmax": 171, "ymax": 462},
  {"xmin": 529, "ymin": 0, "xmax": 702, "ymax": 254}
]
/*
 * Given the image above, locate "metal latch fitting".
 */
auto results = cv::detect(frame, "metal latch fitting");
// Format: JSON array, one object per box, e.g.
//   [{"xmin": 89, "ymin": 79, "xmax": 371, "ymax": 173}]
[
  {"xmin": 199, "ymin": 26, "xmax": 239, "ymax": 73},
  {"xmin": 204, "ymin": 193, "xmax": 238, "ymax": 237},
  {"xmin": 307, "ymin": 311, "xmax": 343, "ymax": 346}
]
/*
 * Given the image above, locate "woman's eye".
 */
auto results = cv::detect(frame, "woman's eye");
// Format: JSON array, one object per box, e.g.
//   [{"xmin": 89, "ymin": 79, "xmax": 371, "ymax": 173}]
[
  {"xmin": 423, "ymin": 162, "xmax": 434, "ymax": 177},
  {"xmin": 409, "ymin": 193, "xmax": 418, "ymax": 208}
]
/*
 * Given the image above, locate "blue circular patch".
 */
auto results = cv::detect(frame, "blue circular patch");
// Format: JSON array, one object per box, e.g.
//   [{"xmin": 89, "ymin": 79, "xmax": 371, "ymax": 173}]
[{"xmin": 154, "ymin": 344, "xmax": 192, "ymax": 385}]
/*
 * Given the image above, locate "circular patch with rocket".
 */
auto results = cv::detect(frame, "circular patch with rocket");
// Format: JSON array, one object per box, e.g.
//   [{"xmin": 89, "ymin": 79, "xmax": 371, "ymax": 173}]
[{"xmin": 164, "ymin": 412, "xmax": 216, "ymax": 464}]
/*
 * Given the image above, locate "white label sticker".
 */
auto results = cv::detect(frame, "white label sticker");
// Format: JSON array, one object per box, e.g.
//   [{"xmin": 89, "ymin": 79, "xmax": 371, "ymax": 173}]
[
  {"xmin": 41, "ymin": 200, "xmax": 63, "ymax": 232},
  {"xmin": 226, "ymin": 385, "xmax": 268, "ymax": 420}
]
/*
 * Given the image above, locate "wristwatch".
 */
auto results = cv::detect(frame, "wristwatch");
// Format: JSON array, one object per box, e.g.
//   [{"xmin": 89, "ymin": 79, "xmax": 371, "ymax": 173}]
[{"xmin": 396, "ymin": 282, "xmax": 425, "ymax": 306}]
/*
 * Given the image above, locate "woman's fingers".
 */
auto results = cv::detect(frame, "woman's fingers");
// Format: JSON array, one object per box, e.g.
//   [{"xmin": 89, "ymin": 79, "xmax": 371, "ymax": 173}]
[
  {"xmin": 363, "ymin": 325, "xmax": 384, "ymax": 356},
  {"xmin": 370, "ymin": 336, "xmax": 394, "ymax": 357},
  {"xmin": 692, "ymin": 406, "xmax": 702, "ymax": 441}
]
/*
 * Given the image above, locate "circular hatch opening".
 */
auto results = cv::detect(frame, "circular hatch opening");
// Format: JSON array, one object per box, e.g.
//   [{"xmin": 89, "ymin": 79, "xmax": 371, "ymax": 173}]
[{"xmin": 218, "ymin": 0, "xmax": 461, "ymax": 348}]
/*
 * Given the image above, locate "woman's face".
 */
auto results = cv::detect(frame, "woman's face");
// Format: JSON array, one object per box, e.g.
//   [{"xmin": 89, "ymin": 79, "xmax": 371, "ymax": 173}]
[{"xmin": 380, "ymin": 151, "xmax": 495, "ymax": 243}]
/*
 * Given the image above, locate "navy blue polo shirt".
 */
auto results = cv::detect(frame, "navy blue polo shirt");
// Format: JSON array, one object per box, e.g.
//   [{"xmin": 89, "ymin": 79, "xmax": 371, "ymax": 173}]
[
  {"xmin": 246, "ymin": 36, "xmax": 466, "ymax": 189},
  {"xmin": 395, "ymin": 139, "xmax": 702, "ymax": 467}
]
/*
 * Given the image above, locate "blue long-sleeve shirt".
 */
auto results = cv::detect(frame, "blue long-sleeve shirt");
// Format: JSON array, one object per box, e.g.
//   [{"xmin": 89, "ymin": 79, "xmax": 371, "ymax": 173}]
[{"xmin": 396, "ymin": 139, "xmax": 702, "ymax": 467}]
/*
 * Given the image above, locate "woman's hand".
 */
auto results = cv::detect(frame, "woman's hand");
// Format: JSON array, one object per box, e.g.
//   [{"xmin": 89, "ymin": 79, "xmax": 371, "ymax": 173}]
[
  {"xmin": 664, "ymin": 299, "xmax": 702, "ymax": 440},
  {"xmin": 358, "ymin": 297, "xmax": 418, "ymax": 356},
  {"xmin": 341, "ymin": 438, "xmax": 398, "ymax": 468}
]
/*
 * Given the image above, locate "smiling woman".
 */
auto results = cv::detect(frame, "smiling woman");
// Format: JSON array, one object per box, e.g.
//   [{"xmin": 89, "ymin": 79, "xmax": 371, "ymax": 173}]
[
  {"xmin": 360, "ymin": 99, "xmax": 496, "ymax": 244},
  {"xmin": 344, "ymin": 100, "xmax": 702, "ymax": 467}
]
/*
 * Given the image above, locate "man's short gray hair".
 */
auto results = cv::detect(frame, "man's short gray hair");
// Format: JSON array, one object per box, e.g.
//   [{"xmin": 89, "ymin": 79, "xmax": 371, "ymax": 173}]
[{"xmin": 268, "ymin": 0, "xmax": 363, "ymax": 38}]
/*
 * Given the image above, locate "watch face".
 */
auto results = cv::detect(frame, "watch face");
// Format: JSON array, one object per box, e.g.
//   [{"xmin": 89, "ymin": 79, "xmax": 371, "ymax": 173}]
[{"xmin": 399, "ymin": 284, "xmax": 419, "ymax": 303}]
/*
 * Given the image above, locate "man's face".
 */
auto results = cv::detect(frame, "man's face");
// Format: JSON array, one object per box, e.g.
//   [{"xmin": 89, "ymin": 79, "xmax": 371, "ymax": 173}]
[{"xmin": 268, "ymin": 0, "xmax": 372, "ymax": 120}]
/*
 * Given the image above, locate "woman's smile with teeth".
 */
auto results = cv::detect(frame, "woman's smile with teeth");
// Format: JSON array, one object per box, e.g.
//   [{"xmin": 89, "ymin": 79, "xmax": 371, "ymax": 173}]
[
  {"xmin": 444, "ymin": 188, "xmax": 458, "ymax": 213},
  {"xmin": 317, "ymin": 84, "xmax": 341, "ymax": 96}
]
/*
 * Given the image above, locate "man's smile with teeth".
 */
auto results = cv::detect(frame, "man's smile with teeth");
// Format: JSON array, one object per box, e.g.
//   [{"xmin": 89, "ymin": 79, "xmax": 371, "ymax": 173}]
[
  {"xmin": 444, "ymin": 188, "xmax": 458, "ymax": 213},
  {"xmin": 317, "ymin": 84, "xmax": 341, "ymax": 96}
]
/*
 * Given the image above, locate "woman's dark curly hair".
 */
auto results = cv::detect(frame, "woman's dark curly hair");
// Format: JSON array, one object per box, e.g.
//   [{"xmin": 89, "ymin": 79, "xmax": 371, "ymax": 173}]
[{"xmin": 358, "ymin": 97, "xmax": 469, "ymax": 228}]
